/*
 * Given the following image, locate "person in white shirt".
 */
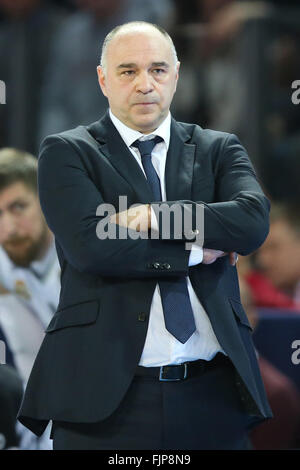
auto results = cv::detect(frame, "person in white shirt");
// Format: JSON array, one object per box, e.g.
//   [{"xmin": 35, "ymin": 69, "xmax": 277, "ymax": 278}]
[{"xmin": 0, "ymin": 148, "xmax": 60, "ymax": 449}]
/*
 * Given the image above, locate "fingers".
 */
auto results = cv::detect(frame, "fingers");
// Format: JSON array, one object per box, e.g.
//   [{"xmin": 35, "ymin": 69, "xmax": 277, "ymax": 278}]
[
  {"xmin": 202, "ymin": 249, "xmax": 238, "ymax": 266},
  {"xmin": 110, "ymin": 205, "xmax": 150, "ymax": 231},
  {"xmin": 202, "ymin": 249, "xmax": 225, "ymax": 264},
  {"xmin": 229, "ymin": 252, "xmax": 238, "ymax": 266}
]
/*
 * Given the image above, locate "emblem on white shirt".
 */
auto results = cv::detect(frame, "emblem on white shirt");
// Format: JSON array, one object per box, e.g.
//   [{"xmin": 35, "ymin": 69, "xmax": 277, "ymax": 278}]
[{"xmin": 14, "ymin": 280, "xmax": 31, "ymax": 300}]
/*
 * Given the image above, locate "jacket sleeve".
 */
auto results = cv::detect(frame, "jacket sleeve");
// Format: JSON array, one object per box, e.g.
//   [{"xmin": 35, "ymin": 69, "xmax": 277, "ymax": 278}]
[
  {"xmin": 155, "ymin": 133, "xmax": 270, "ymax": 256},
  {"xmin": 38, "ymin": 134, "xmax": 190, "ymax": 277}
]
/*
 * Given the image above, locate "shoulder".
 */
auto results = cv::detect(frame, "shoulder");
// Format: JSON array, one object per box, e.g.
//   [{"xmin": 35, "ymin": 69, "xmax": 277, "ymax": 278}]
[
  {"xmin": 174, "ymin": 120, "xmax": 241, "ymax": 151},
  {"xmin": 39, "ymin": 112, "xmax": 109, "ymax": 153},
  {"xmin": 38, "ymin": 118, "xmax": 106, "ymax": 165},
  {"xmin": 0, "ymin": 365, "xmax": 23, "ymax": 397},
  {"xmin": 40, "ymin": 124, "xmax": 94, "ymax": 149}
]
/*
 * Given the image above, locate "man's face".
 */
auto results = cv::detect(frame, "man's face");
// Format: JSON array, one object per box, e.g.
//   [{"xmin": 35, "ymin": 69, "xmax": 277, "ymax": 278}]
[
  {"xmin": 257, "ymin": 219, "xmax": 300, "ymax": 292},
  {"xmin": 0, "ymin": 182, "xmax": 50, "ymax": 267},
  {"xmin": 97, "ymin": 28, "xmax": 180, "ymax": 133}
]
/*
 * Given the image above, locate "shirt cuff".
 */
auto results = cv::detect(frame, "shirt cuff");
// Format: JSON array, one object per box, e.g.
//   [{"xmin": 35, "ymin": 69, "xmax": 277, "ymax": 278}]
[
  {"xmin": 150, "ymin": 206, "xmax": 159, "ymax": 232},
  {"xmin": 189, "ymin": 245, "xmax": 203, "ymax": 266},
  {"xmin": 151, "ymin": 207, "xmax": 203, "ymax": 266}
]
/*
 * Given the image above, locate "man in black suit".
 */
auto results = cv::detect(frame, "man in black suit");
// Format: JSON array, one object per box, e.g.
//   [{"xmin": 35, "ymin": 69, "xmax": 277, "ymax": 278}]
[{"xmin": 18, "ymin": 21, "xmax": 272, "ymax": 449}]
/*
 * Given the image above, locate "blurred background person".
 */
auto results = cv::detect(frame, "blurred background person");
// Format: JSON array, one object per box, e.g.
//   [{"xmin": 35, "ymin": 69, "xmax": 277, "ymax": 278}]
[
  {"xmin": 241, "ymin": 203, "xmax": 300, "ymax": 311},
  {"xmin": 239, "ymin": 280, "xmax": 300, "ymax": 449},
  {"xmin": 0, "ymin": 148, "xmax": 60, "ymax": 449},
  {"xmin": 170, "ymin": 0, "xmax": 300, "ymax": 203},
  {"xmin": 0, "ymin": 148, "xmax": 60, "ymax": 382}
]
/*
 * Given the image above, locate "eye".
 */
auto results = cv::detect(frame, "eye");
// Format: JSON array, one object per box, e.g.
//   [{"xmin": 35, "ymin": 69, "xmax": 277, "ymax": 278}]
[
  {"xmin": 11, "ymin": 202, "xmax": 28, "ymax": 214},
  {"xmin": 121, "ymin": 70, "xmax": 135, "ymax": 76},
  {"xmin": 152, "ymin": 68, "xmax": 166, "ymax": 75}
]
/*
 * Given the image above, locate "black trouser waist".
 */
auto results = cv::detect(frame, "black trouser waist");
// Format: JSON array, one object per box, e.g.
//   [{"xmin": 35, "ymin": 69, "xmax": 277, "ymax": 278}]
[{"xmin": 135, "ymin": 352, "xmax": 231, "ymax": 381}]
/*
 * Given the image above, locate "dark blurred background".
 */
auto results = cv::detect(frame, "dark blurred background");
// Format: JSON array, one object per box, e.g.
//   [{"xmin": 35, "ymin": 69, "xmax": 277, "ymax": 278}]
[{"xmin": 0, "ymin": 0, "xmax": 299, "ymax": 202}]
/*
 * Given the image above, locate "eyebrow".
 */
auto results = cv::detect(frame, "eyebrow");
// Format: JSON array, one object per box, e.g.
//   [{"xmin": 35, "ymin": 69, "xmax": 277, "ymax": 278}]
[
  {"xmin": 0, "ymin": 198, "xmax": 28, "ymax": 214},
  {"xmin": 117, "ymin": 61, "xmax": 170, "ymax": 69}
]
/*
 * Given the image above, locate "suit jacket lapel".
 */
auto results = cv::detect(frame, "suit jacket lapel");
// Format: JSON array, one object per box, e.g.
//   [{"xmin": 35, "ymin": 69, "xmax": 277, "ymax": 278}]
[
  {"xmin": 165, "ymin": 118, "xmax": 196, "ymax": 201},
  {"xmin": 89, "ymin": 112, "xmax": 153, "ymax": 203},
  {"xmin": 88, "ymin": 112, "xmax": 196, "ymax": 203}
]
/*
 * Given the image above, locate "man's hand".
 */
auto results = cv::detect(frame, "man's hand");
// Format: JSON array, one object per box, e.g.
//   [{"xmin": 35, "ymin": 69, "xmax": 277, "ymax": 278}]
[
  {"xmin": 228, "ymin": 251, "xmax": 238, "ymax": 266},
  {"xmin": 109, "ymin": 210, "xmax": 238, "ymax": 267},
  {"xmin": 110, "ymin": 204, "xmax": 151, "ymax": 232},
  {"xmin": 203, "ymin": 249, "xmax": 238, "ymax": 266}
]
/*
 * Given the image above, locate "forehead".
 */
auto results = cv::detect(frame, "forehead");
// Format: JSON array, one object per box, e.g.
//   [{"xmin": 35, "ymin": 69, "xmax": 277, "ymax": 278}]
[
  {"xmin": 265, "ymin": 219, "xmax": 297, "ymax": 244},
  {"xmin": 0, "ymin": 181, "xmax": 35, "ymax": 203},
  {"xmin": 106, "ymin": 29, "xmax": 173, "ymax": 67}
]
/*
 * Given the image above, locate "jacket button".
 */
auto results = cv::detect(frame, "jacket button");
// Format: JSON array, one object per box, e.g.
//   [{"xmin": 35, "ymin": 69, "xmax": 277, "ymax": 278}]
[
  {"xmin": 163, "ymin": 263, "xmax": 171, "ymax": 269},
  {"xmin": 153, "ymin": 262, "xmax": 160, "ymax": 269},
  {"xmin": 138, "ymin": 313, "xmax": 147, "ymax": 322},
  {"xmin": 188, "ymin": 229, "xmax": 199, "ymax": 238}
]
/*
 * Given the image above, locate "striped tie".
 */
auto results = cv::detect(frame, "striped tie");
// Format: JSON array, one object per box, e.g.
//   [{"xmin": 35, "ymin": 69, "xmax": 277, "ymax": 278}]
[{"xmin": 132, "ymin": 137, "xmax": 196, "ymax": 343}]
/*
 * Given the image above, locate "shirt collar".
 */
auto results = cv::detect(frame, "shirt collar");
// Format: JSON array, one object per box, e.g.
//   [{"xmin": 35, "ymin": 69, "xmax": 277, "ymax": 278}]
[{"xmin": 109, "ymin": 109, "xmax": 171, "ymax": 151}]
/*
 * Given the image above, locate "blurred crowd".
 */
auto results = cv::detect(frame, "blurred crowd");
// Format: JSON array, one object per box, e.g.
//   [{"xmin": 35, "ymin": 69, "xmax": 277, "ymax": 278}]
[{"xmin": 0, "ymin": 0, "xmax": 299, "ymax": 450}]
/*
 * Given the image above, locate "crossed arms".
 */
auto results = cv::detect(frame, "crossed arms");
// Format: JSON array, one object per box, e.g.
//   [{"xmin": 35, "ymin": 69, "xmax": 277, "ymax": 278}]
[{"xmin": 37, "ymin": 132, "xmax": 270, "ymax": 277}]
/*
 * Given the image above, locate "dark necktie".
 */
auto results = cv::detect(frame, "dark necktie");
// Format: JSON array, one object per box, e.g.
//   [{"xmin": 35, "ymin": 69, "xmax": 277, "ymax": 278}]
[{"xmin": 132, "ymin": 137, "xmax": 196, "ymax": 344}]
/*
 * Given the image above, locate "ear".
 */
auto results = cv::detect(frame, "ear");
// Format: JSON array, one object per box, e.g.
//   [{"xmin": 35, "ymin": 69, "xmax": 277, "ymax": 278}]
[
  {"xmin": 173, "ymin": 61, "xmax": 180, "ymax": 93},
  {"xmin": 97, "ymin": 65, "xmax": 108, "ymax": 97}
]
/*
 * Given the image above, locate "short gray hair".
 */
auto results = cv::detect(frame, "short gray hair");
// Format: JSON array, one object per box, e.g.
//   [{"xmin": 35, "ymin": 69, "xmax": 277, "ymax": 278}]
[{"xmin": 100, "ymin": 21, "xmax": 178, "ymax": 74}]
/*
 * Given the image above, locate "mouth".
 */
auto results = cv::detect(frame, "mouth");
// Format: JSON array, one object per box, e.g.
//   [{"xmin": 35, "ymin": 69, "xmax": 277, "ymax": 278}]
[
  {"xmin": 4, "ymin": 238, "xmax": 30, "ymax": 249},
  {"xmin": 133, "ymin": 102, "xmax": 156, "ymax": 106}
]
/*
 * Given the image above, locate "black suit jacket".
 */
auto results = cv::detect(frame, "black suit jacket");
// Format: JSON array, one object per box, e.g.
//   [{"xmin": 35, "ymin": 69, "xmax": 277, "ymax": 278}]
[{"xmin": 18, "ymin": 112, "xmax": 272, "ymax": 435}]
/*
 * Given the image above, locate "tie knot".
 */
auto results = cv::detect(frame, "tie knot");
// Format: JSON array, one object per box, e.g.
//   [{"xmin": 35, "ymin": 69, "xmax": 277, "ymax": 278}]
[{"xmin": 132, "ymin": 136, "xmax": 163, "ymax": 158}]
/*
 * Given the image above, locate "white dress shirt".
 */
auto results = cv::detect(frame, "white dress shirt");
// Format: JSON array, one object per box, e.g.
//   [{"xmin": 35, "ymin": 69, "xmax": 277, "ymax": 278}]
[
  {"xmin": 0, "ymin": 242, "xmax": 59, "ymax": 449},
  {"xmin": 0, "ymin": 241, "xmax": 60, "ymax": 381},
  {"xmin": 109, "ymin": 110, "xmax": 224, "ymax": 366}
]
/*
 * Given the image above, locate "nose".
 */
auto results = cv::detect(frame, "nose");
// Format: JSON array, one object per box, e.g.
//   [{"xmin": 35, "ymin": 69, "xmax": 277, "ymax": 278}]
[
  {"xmin": 257, "ymin": 248, "xmax": 271, "ymax": 271},
  {"xmin": 135, "ymin": 70, "xmax": 154, "ymax": 94}
]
